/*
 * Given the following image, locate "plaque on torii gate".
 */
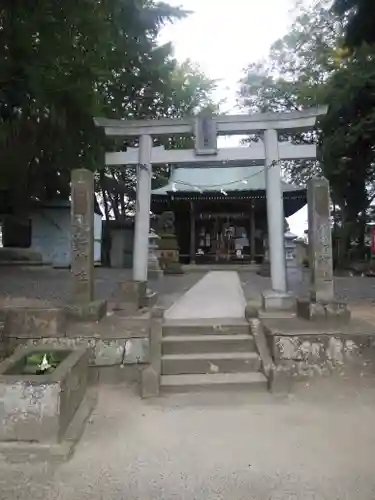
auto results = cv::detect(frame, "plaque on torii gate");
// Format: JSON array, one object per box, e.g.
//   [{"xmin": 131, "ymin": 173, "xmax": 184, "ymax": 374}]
[{"xmin": 194, "ymin": 111, "xmax": 218, "ymax": 156}]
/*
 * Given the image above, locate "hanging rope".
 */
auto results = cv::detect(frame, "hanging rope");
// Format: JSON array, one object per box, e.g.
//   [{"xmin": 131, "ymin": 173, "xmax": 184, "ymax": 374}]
[{"xmin": 169, "ymin": 161, "xmax": 279, "ymax": 193}]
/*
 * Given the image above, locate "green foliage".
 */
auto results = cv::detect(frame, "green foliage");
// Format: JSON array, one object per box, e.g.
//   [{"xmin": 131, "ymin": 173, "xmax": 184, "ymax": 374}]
[
  {"xmin": 0, "ymin": 1, "xmax": 217, "ymax": 217},
  {"xmin": 333, "ymin": 0, "xmax": 375, "ymax": 48},
  {"xmin": 321, "ymin": 45, "xmax": 375, "ymax": 223},
  {"xmin": 238, "ymin": 0, "xmax": 342, "ymax": 185},
  {"xmin": 23, "ymin": 351, "xmax": 62, "ymax": 374},
  {"xmin": 239, "ymin": 0, "xmax": 375, "ymax": 261}
]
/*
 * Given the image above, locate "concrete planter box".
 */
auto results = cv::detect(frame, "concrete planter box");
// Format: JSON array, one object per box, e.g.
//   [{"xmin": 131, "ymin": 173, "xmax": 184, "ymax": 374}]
[{"xmin": 0, "ymin": 346, "xmax": 89, "ymax": 444}]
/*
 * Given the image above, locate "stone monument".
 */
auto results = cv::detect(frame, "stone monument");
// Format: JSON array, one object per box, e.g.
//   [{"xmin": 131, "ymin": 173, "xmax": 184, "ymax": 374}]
[
  {"xmin": 67, "ymin": 169, "xmax": 106, "ymax": 321},
  {"xmin": 297, "ymin": 177, "xmax": 350, "ymax": 321}
]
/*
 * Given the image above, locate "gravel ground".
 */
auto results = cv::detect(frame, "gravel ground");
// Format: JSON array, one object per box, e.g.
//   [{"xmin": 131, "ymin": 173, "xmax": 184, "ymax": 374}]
[
  {"xmin": 0, "ymin": 268, "xmax": 202, "ymax": 307},
  {"xmin": 2, "ymin": 268, "xmax": 375, "ymax": 498},
  {"xmin": 1, "ymin": 375, "xmax": 375, "ymax": 500},
  {"xmin": 1, "ymin": 266, "xmax": 375, "ymax": 306}
]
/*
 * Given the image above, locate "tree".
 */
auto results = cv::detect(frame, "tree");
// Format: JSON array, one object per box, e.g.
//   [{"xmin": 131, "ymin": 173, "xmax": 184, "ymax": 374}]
[
  {"xmin": 0, "ymin": 0, "xmax": 218, "ymax": 236},
  {"xmin": 333, "ymin": 0, "xmax": 375, "ymax": 48},
  {"xmin": 239, "ymin": 0, "xmax": 375, "ymax": 262},
  {"xmin": 321, "ymin": 44, "xmax": 375, "ymax": 255},
  {"xmin": 238, "ymin": 0, "xmax": 343, "ymax": 184},
  {"xmin": 0, "ymin": 0, "xmax": 189, "ymax": 217},
  {"xmin": 96, "ymin": 59, "xmax": 218, "ymax": 221}
]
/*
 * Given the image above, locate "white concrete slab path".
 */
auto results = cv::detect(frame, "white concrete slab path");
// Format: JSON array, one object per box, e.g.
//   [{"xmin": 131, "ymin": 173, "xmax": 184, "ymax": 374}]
[{"xmin": 164, "ymin": 271, "xmax": 246, "ymax": 320}]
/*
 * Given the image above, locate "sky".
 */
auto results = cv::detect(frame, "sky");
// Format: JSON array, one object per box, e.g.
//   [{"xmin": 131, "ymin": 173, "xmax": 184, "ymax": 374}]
[{"xmin": 158, "ymin": 0, "xmax": 308, "ymax": 236}]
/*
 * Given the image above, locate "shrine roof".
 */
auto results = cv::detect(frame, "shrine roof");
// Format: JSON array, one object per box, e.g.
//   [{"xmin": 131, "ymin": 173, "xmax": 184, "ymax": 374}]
[{"xmin": 152, "ymin": 164, "xmax": 304, "ymax": 195}]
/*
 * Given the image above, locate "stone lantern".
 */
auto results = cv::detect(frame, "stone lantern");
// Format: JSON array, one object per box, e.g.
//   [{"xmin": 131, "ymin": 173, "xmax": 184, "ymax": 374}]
[{"xmin": 148, "ymin": 230, "xmax": 162, "ymax": 280}]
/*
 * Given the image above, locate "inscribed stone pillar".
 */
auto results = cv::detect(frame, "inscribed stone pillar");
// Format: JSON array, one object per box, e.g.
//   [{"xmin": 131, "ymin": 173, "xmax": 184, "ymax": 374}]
[
  {"xmin": 71, "ymin": 169, "xmax": 94, "ymax": 303},
  {"xmin": 307, "ymin": 177, "xmax": 334, "ymax": 302}
]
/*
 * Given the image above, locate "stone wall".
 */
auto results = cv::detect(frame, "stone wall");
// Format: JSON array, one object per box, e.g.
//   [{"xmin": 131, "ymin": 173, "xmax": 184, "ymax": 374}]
[
  {"xmin": 0, "ymin": 307, "xmax": 152, "ymax": 383},
  {"xmin": 265, "ymin": 329, "xmax": 375, "ymax": 378}
]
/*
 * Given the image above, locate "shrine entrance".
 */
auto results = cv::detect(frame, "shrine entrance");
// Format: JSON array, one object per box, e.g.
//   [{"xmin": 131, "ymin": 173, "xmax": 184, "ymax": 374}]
[
  {"xmin": 94, "ymin": 108, "xmax": 326, "ymax": 308},
  {"xmin": 195, "ymin": 212, "xmax": 250, "ymax": 264}
]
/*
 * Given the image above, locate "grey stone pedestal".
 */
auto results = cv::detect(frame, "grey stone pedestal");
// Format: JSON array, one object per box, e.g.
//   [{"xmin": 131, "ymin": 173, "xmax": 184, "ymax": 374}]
[
  {"xmin": 296, "ymin": 298, "xmax": 351, "ymax": 322},
  {"xmin": 261, "ymin": 290, "xmax": 295, "ymax": 312},
  {"xmin": 65, "ymin": 300, "xmax": 107, "ymax": 322},
  {"xmin": 115, "ymin": 280, "xmax": 147, "ymax": 314}
]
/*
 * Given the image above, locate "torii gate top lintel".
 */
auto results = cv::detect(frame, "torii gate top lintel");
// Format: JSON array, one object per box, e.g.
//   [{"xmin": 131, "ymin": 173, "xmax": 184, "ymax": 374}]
[{"xmin": 94, "ymin": 106, "xmax": 327, "ymax": 138}]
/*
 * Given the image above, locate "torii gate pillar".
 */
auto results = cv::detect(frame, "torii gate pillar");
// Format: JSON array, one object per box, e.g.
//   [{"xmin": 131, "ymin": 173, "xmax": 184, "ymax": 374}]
[
  {"xmin": 261, "ymin": 129, "xmax": 295, "ymax": 311},
  {"xmin": 133, "ymin": 134, "xmax": 152, "ymax": 283},
  {"xmin": 264, "ymin": 129, "xmax": 287, "ymax": 293}
]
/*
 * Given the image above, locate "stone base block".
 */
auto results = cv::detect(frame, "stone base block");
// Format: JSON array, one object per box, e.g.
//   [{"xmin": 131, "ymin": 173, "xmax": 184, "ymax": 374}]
[
  {"xmin": 163, "ymin": 261, "xmax": 184, "ymax": 275},
  {"xmin": 111, "ymin": 301, "xmax": 139, "ymax": 315},
  {"xmin": 262, "ymin": 290, "xmax": 295, "ymax": 312},
  {"xmin": 1, "ymin": 302, "xmax": 66, "ymax": 338},
  {"xmin": 0, "ymin": 388, "xmax": 97, "ymax": 463},
  {"xmin": 117, "ymin": 280, "xmax": 146, "ymax": 309},
  {"xmin": 66, "ymin": 300, "xmax": 107, "ymax": 322},
  {"xmin": 297, "ymin": 298, "xmax": 351, "ymax": 322},
  {"xmin": 262, "ymin": 317, "xmax": 375, "ymax": 370},
  {"xmin": 141, "ymin": 365, "xmax": 160, "ymax": 398}
]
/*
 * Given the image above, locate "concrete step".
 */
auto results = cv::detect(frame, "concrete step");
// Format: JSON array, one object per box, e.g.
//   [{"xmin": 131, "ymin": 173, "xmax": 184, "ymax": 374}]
[
  {"xmin": 162, "ymin": 352, "xmax": 261, "ymax": 375},
  {"xmin": 160, "ymin": 372, "xmax": 268, "ymax": 393},
  {"xmin": 162, "ymin": 334, "xmax": 256, "ymax": 355},
  {"xmin": 163, "ymin": 318, "xmax": 249, "ymax": 337}
]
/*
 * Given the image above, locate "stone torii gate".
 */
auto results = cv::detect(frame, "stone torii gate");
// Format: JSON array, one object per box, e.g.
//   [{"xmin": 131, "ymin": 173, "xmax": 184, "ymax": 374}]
[{"xmin": 94, "ymin": 108, "xmax": 326, "ymax": 309}]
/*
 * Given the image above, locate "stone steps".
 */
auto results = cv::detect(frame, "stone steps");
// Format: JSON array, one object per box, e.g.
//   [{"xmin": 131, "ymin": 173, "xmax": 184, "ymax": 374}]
[
  {"xmin": 162, "ymin": 334, "xmax": 256, "ymax": 355},
  {"xmin": 162, "ymin": 352, "xmax": 261, "ymax": 375},
  {"xmin": 160, "ymin": 372, "xmax": 267, "ymax": 393},
  {"xmin": 159, "ymin": 272, "xmax": 266, "ymax": 394},
  {"xmin": 163, "ymin": 319, "xmax": 250, "ymax": 337},
  {"xmin": 160, "ymin": 319, "xmax": 266, "ymax": 394}
]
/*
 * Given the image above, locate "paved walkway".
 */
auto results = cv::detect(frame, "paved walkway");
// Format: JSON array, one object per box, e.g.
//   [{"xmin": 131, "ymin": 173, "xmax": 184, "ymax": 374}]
[
  {"xmin": 2, "ymin": 376, "xmax": 375, "ymax": 500},
  {"xmin": 164, "ymin": 271, "xmax": 246, "ymax": 320}
]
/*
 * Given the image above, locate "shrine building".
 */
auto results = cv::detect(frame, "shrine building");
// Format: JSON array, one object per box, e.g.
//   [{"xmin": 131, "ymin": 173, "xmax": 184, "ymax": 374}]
[{"xmin": 151, "ymin": 163, "xmax": 306, "ymax": 265}]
